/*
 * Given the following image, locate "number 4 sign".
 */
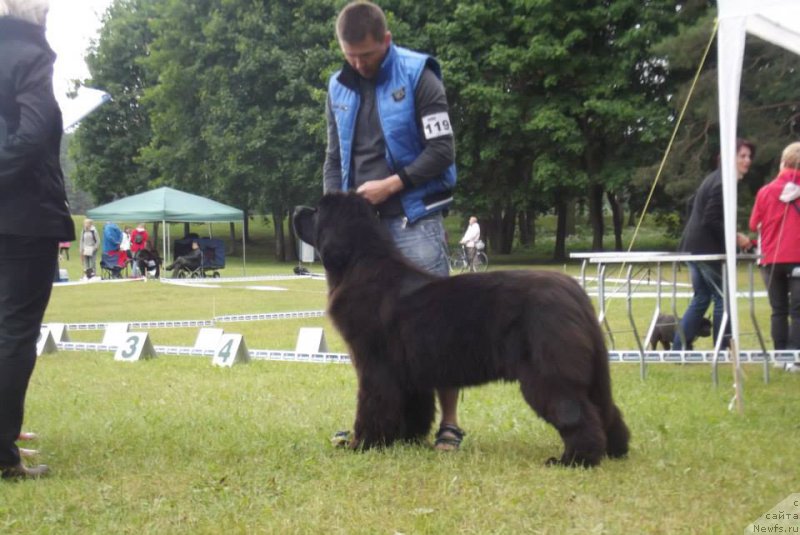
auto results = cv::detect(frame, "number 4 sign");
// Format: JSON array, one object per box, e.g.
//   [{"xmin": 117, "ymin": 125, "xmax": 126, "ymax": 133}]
[
  {"xmin": 212, "ymin": 334, "xmax": 250, "ymax": 367},
  {"xmin": 114, "ymin": 332, "xmax": 157, "ymax": 362}
]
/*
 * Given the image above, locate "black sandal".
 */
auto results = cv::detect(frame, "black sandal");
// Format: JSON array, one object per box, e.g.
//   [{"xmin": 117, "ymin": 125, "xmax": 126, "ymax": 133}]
[{"xmin": 434, "ymin": 424, "xmax": 465, "ymax": 451}]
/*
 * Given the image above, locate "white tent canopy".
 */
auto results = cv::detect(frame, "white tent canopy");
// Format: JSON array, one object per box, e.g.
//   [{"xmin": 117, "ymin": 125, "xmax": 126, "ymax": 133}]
[{"xmin": 717, "ymin": 0, "xmax": 800, "ymax": 359}]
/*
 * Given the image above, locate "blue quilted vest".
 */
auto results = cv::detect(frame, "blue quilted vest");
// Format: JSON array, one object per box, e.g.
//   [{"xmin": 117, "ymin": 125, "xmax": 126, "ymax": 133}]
[{"xmin": 328, "ymin": 44, "xmax": 456, "ymax": 222}]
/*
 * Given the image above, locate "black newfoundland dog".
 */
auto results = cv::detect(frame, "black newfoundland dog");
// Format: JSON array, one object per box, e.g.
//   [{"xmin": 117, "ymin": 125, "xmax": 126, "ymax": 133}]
[{"xmin": 293, "ymin": 193, "xmax": 629, "ymax": 467}]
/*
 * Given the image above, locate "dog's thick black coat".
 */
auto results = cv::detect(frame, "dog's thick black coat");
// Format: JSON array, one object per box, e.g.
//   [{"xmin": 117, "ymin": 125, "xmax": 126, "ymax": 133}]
[
  {"xmin": 650, "ymin": 314, "xmax": 712, "ymax": 350},
  {"xmin": 293, "ymin": 193, "xmax": 629, "ymax": 466}
]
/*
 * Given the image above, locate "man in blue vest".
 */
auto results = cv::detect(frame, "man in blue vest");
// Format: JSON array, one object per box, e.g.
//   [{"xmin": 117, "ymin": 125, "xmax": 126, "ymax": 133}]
[{"xmin": 323, "ymin": 1, "xmax": 463, "ymax": 451}]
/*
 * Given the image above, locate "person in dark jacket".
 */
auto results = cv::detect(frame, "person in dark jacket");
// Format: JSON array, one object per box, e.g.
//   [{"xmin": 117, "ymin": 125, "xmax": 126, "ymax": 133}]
[
  {"xmin": 165, "ymin": 241, "xmax": 203, "ymax": 277},
  {"xmin": 673, "ymin": 139, "xmax": 755, "ymax": 350},
  {"xmin": 0, "ymin": 0, "xmax": 75, "ymax": 480}
]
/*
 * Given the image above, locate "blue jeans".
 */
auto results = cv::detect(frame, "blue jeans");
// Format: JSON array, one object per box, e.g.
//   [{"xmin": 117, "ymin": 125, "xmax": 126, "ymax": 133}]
[
  {"xmin": 381, "ymin": 212, "xmax": 449, "ymax": 277},
  {"xmin": 673, "ymin": 262, "xmax": 728, "ymax": 350}
]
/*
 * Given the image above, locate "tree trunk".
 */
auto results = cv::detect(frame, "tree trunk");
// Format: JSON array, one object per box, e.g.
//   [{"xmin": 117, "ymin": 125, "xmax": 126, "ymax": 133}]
[
  {"xmin": 287, "ymin": 213, "xmax": 298, "ymax": 262},
  {"xmin": 607, "ymin": 191, "xmax": 624, "ymax": 251},
  {"xmin": 588, "ymin": 184, "xmax": 605, "ymax": 251},
  {"xmin": 272, "ymin": 210, "xmax": 285, "ymax": 261},
  {"xmin": 227, "ymin": 222, "xmax": 236, "ymax": 255},
  {"xmin": 517, "ymin": 211, "xmax": 531, "ymax": 246},
  {"xmin": 565, "ymin": 198, "xmax": 576, "ymax": 236},
  {"xmin": 500, "ymin": 207, "xmax": 516, "ymax": 253},
  {"xmin": 243, "ymin": 209, "xmax": 251, "ymax": 242},
  {"xmin": 486, "ymin": 203, "xmax": 517, "ymax": 254},
  {"xmin": 553, "ymin": 193, "xmax": 567, "ymax": 261},
  {"xmin": 183, "ymin": 222, "xmax": 191, "ymax": 237}
]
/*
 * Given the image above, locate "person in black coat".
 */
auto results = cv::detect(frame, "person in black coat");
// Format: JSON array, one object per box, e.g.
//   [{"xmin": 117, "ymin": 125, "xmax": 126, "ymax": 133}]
[
  {"xmin": 673, "ymin": 139, "xmax": 755, "ymax": 350},
  {"xmin": 0, "ymin": 0, "xmax": 75, "ymax": 480},
  {"xmin": 165, "ymin": 241, "xmax": 203, "ymax": 277}
]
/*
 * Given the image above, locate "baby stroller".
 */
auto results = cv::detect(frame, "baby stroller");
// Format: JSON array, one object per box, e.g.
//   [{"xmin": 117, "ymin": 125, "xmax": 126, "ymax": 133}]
[{"xmin": 172, "ymin": 238, "xmax": 225, "ymax": 278}]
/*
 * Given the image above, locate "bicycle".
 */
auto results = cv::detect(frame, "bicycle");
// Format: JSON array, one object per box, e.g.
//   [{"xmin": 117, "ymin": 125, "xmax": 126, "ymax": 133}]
[{"xmin": 449, "ymin": 242, "xmax": 489, "ymax": 273}]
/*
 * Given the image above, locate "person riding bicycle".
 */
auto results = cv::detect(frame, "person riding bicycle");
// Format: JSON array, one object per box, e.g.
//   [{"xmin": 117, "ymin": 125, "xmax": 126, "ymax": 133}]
[{"xmin": 459, "ymin": 216, "xmax": 480, "ymax": 267}]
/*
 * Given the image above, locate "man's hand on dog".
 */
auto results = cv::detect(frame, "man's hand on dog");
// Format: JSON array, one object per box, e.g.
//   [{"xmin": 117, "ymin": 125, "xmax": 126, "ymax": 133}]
[{"xmin": 356, "ymin": 175, "xmax": 404, "ymax": 205}]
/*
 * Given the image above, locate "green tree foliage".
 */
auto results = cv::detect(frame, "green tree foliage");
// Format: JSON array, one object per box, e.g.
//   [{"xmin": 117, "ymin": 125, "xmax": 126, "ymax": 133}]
[
  {"xmin": 634, "ymin": 3, "xmax": 800, "ymax": 233},
  {"xmin": 138, "ymin": 0, "xmax": 338, "ymax": 258},
  {"xmin": 71, "ymin": 0, "xmax": 800, "ymax": 261},
  {"xmin": 69, "ymin": 0, "xmax": 157, "ymax": 203}
]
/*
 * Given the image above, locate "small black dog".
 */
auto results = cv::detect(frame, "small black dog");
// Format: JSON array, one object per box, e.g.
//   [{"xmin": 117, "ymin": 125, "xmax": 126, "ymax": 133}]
[{"xmin": 650, "ymin": 314, "xmax": 712, "ymax": 350}]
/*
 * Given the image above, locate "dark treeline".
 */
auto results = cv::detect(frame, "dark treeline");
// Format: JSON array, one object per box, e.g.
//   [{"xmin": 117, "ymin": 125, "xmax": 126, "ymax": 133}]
[{"xmin": 68, "ymin": 0, "xmax": 800, "ymax": 260}]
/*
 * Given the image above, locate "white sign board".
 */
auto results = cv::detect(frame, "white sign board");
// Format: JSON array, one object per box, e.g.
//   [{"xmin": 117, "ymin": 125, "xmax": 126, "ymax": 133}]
[
  {"xmin": 102, "ymin": 323, "xmax": 131, "ymax": 346},
  {"xmin": 113, "ymin": 332, "xmax": 157, "ymax": 362},
  {"xmin": 36, "ymin": 326, "xmax": 58, "ymax": 356},
  {"xmin": 299, "ymin": 240, "xmax": 315, "ymax": 263},
  {"xmin": 194, "ymin": 328, "xmax": 225, "ymax": 351},
  {"xmin": 213, "ymin": 334, "xmax": 250, "ymax": 367},
  {"xmin": 45, "ymin": 323, "xmax": 70, "ymax": 342},
  {"xmin": 295, "ymin": 327, "xmax": 328, "ymax": 353}
]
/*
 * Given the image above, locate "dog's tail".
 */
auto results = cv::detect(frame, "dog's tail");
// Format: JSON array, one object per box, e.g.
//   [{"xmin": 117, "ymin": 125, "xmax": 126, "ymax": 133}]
[{"xmin": 583, "ymin": 298, "xmax": 630, "ymax": 458}]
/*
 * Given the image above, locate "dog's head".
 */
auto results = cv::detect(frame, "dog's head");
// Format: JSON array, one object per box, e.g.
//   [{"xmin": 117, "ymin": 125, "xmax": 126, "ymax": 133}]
[
  {"xmin": 292, "ymin": 192, "xmax": 384, "ymax": 273},
  {"xmin": 697, "ymin": 317, "xmax": 712, "ymax": 338}
]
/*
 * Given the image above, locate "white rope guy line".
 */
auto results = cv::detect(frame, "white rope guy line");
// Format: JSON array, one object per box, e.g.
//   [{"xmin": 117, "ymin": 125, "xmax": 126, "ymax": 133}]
[
  {"xmin": 60, "ymin": 310, "xmax": 327, "ymax": 330},
  {"xmin": 54, "ymin": 342, "xmax": 799, "ymax": 365}
]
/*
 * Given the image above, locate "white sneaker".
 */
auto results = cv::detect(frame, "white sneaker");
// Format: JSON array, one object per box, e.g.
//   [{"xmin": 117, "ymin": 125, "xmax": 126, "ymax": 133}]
[{"xmin": 786, "ymin": 363, "xmax": 800, "ymax": 373}]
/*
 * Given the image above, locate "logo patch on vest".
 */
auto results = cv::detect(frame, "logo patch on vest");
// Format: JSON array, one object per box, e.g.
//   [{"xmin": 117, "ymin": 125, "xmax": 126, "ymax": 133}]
[{"xmin": 392, "ymin": 87, "xmax": 406, "ymax": 102}]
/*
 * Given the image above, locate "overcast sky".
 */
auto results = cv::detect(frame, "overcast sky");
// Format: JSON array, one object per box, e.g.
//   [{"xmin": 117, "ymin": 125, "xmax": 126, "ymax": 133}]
[{"xmin": 47, "ymin": 0, "xmax": 113, "ymax": 96}]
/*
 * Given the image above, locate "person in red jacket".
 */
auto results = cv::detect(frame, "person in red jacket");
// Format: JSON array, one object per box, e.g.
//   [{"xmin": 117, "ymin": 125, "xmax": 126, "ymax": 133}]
[
  {"xmin": 129, "ymin": 223, "xmax": 149, "ymax": 276},
  {"xmin": 749, "ymin": 141, "xmax": 800, "ymax": 356}
]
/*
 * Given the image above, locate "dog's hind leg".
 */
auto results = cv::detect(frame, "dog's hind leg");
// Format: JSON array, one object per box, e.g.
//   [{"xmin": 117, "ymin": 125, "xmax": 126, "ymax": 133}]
[
  {"xmin": 401, "ymin": 388, "xmax": 435, "ymax": 443},
  {"xmin": 520, "ymin": 379, "xmax": 607, "ymax": 467}
]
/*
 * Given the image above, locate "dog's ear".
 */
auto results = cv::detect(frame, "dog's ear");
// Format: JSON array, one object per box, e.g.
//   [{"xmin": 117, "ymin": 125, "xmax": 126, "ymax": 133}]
[{"xmin": 293, "ymin": 206, "xmax": 317, "ymax": 247}]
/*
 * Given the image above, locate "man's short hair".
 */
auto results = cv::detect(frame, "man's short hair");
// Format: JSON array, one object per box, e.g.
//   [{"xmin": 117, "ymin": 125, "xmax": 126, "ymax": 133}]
[
  {"xmin": 336, "ymin": 1, "xmax": 387, "ymax": 44},
  {"xmin": 0, "ymin": 0, "xmax": 50, "ymax": 26},
  {"xmin": 781, "ymin": 142, "xmax": 800, "ymax": 169}
]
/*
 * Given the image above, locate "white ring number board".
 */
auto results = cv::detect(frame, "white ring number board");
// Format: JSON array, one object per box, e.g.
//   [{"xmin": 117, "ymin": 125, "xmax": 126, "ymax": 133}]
[{"xmin": 114, "ymin": 332, "xmax": 157, "ymax": 362}]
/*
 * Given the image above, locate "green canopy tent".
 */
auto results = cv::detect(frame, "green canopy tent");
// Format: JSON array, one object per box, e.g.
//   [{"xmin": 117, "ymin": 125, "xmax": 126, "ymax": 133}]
[{"xmin": 86, "ymin": 187, "xmax": 246, "ymax": 274}]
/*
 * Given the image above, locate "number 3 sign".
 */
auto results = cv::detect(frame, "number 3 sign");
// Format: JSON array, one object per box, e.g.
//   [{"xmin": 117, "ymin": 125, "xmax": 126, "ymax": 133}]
[{"xmin": 114, "ymin": 332, "xmax": 157, "ymax": 362}]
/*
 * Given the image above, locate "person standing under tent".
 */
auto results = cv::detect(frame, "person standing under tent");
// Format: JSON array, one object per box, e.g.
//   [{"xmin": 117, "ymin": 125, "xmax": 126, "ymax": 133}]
[
  {"xmin": 0, "ymin": 0, "xmax": 75, "ymax": 480},
  {"xmin": 323, "ymin": 2, "xmax": 463, "ymax": 450},
  {"xmin": 79, "ymin": 219, "xmax": 99, "ymax": 279},
  {"xmin": 749, "ymin": 141, "xmax": 800, "ymax": 370},
  {"xmin": 673, "ymin": 139, "xmax": 755, "ymax": 350}
]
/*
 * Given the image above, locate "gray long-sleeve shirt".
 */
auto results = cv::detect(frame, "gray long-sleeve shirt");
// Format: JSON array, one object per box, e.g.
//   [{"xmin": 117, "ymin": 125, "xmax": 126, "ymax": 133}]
[{"xmin": 323, "ymin": 67, "xmax": 455, "ymax": 217}]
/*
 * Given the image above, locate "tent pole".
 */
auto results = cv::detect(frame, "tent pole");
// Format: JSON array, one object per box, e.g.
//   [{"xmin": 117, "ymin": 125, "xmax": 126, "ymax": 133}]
[
  {"xmin": 242, "ymin": 220, "xmax": 246, "ymax": 276},
  {"xmin": 162, "ymin": 220, "xmax": 167, "ymax": 271}
]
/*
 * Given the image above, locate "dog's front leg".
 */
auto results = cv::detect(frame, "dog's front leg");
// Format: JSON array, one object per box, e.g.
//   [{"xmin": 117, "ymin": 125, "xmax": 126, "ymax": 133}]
[{"xmin": 350, "ymin": 367, "xmax": 405, "ymax": 450}]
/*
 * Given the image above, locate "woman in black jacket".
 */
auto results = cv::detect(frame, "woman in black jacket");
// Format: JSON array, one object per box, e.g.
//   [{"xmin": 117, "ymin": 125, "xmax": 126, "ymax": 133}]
[
  {"xmin": 0, "ymin": 0, "xmax": 75, "ymax": 480},
  {"xmin": 672, "ymin": 139, "xmax": 755, "ymax": 350}
]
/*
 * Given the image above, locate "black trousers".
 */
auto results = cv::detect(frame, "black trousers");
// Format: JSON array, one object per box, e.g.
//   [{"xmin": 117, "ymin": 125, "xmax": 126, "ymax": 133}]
[
  {"xmin": 761, "ymin": 263, "xmax": 800, "ymax": 350},
  {"xmin": 0, "ymin": 235, "xmax": 58, "ymax": 467}
]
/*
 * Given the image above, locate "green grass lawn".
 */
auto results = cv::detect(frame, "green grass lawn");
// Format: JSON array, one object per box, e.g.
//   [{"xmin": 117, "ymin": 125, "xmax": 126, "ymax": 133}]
[{"xmin": 4, "ymin": 216, "xmax": 797, "ymax": 533}]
